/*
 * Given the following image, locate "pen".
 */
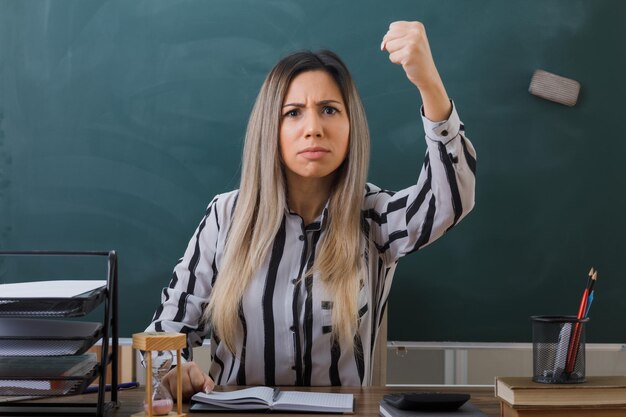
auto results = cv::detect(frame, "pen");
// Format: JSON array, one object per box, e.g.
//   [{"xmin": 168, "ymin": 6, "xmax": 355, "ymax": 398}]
[{"xmin": 83, "ymin": 381, "xmax": 139, "ymax": 394}]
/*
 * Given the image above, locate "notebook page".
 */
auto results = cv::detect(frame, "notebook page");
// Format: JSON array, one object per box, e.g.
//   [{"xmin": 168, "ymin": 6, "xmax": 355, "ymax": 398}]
[
  {"xmin": 193, "ymin": 386, "xmax": 274, "ymax": 406},
  {"xmin": 274, "ymin": 391, "xmax": 353, "ymax": 412}
]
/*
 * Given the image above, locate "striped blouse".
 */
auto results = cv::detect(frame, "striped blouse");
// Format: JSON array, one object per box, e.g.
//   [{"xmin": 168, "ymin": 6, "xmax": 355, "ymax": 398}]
[{"xmin": 146, "ymin": 102, "xmax": 476, "ymax": 386}]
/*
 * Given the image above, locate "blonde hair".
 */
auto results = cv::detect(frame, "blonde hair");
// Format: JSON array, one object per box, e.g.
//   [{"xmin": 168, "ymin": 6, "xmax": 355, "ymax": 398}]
[{"xmin": 205, "ymin": 51, "xmax": 370, "ymax": 354}]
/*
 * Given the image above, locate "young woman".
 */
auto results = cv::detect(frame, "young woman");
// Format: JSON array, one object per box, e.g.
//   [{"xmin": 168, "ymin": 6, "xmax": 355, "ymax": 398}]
[{"xmin": 146, "ymin": 21, "xmax": 476, "ymax": 399}]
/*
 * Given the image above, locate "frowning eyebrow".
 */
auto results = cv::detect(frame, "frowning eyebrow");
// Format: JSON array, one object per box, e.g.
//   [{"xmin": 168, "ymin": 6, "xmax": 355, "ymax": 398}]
[{"xmin": 282, "ymin": 99, "xmax": 343, "ymax": 108}]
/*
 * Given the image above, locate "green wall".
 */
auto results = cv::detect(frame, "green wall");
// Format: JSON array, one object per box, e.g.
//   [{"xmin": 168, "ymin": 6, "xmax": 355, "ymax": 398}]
[{"xmin": 1, "ymin": 0, "xmax": 624, "ymax": 342}]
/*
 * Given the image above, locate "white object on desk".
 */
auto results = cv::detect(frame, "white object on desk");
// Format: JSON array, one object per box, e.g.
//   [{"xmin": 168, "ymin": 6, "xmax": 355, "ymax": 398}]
[{"xmin": 0, "ymin": 280, "xmax": 106, "ymax": 298}]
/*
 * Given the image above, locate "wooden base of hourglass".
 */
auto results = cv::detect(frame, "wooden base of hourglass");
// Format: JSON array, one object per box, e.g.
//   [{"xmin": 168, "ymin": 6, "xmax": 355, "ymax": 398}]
[{"xmin": 131, "ymin": 332, "xmax": 187, "ymax": 417}]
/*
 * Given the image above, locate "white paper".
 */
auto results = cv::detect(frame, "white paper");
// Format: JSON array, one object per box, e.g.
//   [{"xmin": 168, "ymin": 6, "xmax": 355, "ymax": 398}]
[
  {"xmin": 195, "ymin": 387, "xmax": 274, "ymax": 405},
  {"xmin": 191, "ymin": 388, "xmax": 354, "ymax": 413},
  {"xmin": 0, "ymin": 280, "xmax": 106, "ymax": 298},
  {"xmin": 275, "ymin": 391, "xmax": 354, "ymax": 411}
]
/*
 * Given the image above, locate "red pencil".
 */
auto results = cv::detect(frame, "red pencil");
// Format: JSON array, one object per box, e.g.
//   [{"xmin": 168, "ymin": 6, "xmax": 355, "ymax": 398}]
[{"xmin": 565, "ymin": 268, "xmax": 595, "ymax": 374}]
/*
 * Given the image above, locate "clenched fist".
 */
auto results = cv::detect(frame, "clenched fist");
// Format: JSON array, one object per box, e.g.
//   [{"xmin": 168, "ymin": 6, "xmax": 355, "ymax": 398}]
[{"xmin": 381, "ymin": 21, "xmax": 451, "ymax": 121}]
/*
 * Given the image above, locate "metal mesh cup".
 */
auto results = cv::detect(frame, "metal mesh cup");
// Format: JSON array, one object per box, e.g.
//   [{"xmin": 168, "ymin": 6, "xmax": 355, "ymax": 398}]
[{"xmin": 531, "ymin": 315, "xmax": 588, "ymax": 384}]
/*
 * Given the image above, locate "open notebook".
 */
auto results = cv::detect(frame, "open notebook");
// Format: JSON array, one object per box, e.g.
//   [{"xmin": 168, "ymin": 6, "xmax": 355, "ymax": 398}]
[{"xmin": 190, "ymin": 386, "xmax": 354, "ymax": 413}]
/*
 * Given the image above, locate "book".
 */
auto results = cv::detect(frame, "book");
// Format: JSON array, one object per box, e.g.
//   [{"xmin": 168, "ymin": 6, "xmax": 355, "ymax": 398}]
[
  {"xmin": 190, "ymin": 386, "xmax": 354, "ymax": 413},
  {"xmin": 380, "ymin": 401, "xmax": 487, "ymax": 417},
  {"xmin": 495, "ymin": 376, "xmax": 626, "ymax": 407},
  {"xmin": 500, "ymin": 400, "xmax": 626, "ymax": 417}
]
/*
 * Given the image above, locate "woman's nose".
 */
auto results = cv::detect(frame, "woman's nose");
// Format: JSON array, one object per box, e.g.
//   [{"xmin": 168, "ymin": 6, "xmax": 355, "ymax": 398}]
[{"xmin": 304, "ymin": 113, "xmax": 323, "ymax": 138}]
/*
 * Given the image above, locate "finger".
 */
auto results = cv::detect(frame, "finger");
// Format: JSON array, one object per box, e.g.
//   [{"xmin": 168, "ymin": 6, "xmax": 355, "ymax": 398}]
[
  {"xmin": 389, "ymin": 20, "xmax": 412, "ymax": 30},
  {"xmin": 388, "ymin": 21, "xmax": 426, "ymax": 43},
  {"xmin": 381, "ymin": 21, "xmax": 410, "ymax": 52},
  {"xmin": 382, "ymin": 27, "xmax": 405, "ymax": 44},
  {"xmin": 390, "ymin": 20, "xmax": 424, "ymax": 32},
  {"xmin": 383, "ymin": 34, "xmax": 413, "ymax": 54},
  {"xmin": 381, "ymin": 31, "xmax": 406, "ymax": 52},
  {"xmin": 159, "ymin": 368, "xmax": 177, "ymax": 399},
  {"xmin": 386, "ymin": 21, "xmax": 414, "ymax": 40},
  {"xmin": 203, "ymin": 375, "xmax": 215, "ymax": 393},
  {"xmin": 388, "ymin": 49, "xmax": 411, "ymax": 66},
  {"xmin": 381, "ymin": 25, "xmax": 416, "ymax": 52},
  {"xmin": 179, "ymin": 368, "xmax": 196, "ymax": 400},
  {"xmin": 189, "ymin": 364, "xmax": 212, "ymax": 393},
  {"xmin": 181, "ymin": 374, "xmax": 196, "ymax": 400}
]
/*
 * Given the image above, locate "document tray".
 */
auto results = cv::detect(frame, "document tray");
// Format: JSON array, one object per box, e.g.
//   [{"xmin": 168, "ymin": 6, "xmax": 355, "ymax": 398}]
[
  {"xmin": 0, "ymin": 287, "xmax": 106, "ymax": 318},
  {"xmin": 0, "ymin": 319, "xmax": 103, "ymax": 356},
  {"xmin": 0, "ymin": 370, "xmax": 99, "ymax": 396}
]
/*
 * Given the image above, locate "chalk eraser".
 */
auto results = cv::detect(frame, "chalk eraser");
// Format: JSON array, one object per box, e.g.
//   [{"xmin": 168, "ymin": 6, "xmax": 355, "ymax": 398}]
[{"xmin": 529, "ymin": 69, "xmax": 580, "ymax": 107}]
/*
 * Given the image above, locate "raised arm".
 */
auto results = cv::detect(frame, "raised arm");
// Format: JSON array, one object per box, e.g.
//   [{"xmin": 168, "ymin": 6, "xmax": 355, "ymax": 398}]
[{"xmin": 366, "ymin": 21, "xmax": 476, "ymax": 265}]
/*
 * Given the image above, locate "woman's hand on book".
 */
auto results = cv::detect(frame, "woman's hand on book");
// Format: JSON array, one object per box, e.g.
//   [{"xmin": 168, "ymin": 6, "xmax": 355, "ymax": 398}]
[{"xmin": 162, "ymin": 361, "xmax": 215, "ymax": 401}]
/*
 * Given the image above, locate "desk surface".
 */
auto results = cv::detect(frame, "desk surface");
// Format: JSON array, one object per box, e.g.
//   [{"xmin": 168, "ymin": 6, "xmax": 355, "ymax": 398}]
[{"xmin": 8, "ymin": 386, "xmax": 500, "ymax": 416}]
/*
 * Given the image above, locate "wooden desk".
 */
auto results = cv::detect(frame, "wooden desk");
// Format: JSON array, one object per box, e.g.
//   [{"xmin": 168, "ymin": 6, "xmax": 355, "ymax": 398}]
[{"xmin": 22, "ymin": 386, "xmax": 499, "ymax": 416}]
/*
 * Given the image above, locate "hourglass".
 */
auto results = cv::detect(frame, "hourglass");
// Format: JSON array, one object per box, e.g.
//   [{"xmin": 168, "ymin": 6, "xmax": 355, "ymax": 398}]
[{"xmin": 132, "ymin": 332, "xmax": 186, "ymax": 417}]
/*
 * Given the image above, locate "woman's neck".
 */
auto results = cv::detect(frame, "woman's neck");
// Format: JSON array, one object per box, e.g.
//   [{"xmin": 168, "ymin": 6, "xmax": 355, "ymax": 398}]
[{"xmin": 285, "ymin": 174, "xmax": 334, "ymax": 225}]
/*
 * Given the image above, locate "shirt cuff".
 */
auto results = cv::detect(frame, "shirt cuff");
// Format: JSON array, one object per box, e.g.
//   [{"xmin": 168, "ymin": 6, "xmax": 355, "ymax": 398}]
[{"xmin": 421, "ymin": 100, "xmax": 461, "ymax": 144}]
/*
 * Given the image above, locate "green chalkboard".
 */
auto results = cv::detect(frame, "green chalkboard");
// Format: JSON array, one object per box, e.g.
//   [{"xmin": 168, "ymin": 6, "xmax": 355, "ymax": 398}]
[{"xmin": 1, "ymin": 0, "xmax": 625, "ymax": 342}]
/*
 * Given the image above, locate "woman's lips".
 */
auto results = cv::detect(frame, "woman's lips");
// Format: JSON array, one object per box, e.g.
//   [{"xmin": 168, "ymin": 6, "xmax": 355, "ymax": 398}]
[{"xmin": 298, "ymin": 147, "xmax": 329, "ymax": 160}]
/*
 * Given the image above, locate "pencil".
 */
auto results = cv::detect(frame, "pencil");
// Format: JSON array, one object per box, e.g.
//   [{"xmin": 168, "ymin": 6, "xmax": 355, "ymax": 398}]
[
  {"xmin": 587, "ymin": 270, "xmax": 597, "ymax": 293},
  {"xmin": 585, "ymin": 267, "xmax": 594, "ymax": 290},
  {"xmin": 565, "ymin": 268, "xmax": 597, "ymax": 374}
]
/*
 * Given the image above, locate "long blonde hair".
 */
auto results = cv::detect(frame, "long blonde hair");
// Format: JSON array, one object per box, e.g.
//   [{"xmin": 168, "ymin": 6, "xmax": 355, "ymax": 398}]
[{"xmin": 205, "ymin": 50, "xmax": 370, "ymax": 353}]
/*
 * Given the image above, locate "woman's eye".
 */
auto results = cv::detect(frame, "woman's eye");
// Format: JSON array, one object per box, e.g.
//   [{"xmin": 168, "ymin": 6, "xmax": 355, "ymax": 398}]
[
  {"xmin": 323, "ymin": 106, "xmax": 338, "ymax": 115},
  {"xmin": 284, "ymin": 109, "xmax": 299, "ymax": 118}
]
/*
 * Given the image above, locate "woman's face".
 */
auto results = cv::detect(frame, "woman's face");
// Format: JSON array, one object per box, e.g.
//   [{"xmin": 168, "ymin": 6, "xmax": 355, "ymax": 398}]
[{"xmin": 279, "ymin": 70, "xmax": 350, "ymax": 183}]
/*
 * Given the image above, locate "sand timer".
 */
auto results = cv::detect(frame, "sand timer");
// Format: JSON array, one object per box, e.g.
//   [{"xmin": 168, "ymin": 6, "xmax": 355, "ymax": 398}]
[{"xmin": 132, "ymin": 332, "xmax": 186, "ymax": 417}]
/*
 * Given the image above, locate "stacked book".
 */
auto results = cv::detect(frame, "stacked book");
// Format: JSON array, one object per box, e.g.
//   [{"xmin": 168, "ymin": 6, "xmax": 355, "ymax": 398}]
[{"xmin": 495, "ymin": 376, "xmax": 626, "ymax": 416}]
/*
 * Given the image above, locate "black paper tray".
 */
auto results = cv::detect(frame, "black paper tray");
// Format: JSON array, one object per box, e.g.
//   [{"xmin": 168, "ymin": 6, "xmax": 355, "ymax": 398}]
[
  {"xmin": 0, "ymin": 367, "xmax": 99, "ymax": 396},
  {"xmin": 0, "ymin": 319, "xmax": 103, "ymax": 356},
  {"xmin": 0, "ymin": 287, "xmax": 106, "ymax": 318},
  {"xmin": 0, "ymin": 354, "xmax": 99, "ymax": 396}
]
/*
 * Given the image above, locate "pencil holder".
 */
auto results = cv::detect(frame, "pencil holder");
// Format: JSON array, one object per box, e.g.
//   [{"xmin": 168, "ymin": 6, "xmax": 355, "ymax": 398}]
[{"xmin": 531, "ymin": 315, "xmax": 588, "ymax": 384}]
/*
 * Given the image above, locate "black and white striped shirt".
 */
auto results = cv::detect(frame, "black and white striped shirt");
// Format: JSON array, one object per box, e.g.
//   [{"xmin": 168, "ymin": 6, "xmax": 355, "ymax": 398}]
[{"xmin": 147, "ymin": 103, "xmax": 476, "ymax": 386}]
